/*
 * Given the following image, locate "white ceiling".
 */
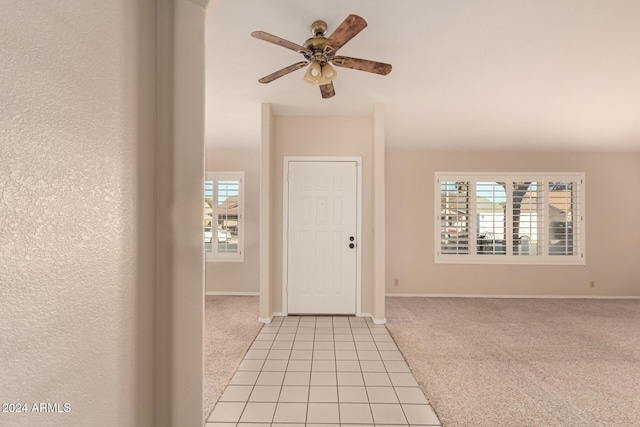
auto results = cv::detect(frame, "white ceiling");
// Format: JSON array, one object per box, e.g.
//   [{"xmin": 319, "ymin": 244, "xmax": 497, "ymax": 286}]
[{"xmin": 205, "ymin": 0, "xmax": 640, "ymax": 151}]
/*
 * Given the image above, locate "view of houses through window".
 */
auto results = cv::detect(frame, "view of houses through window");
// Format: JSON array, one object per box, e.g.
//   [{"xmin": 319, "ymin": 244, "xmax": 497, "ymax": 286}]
[
  {"xmin": 205, "ymin": 172, "xmax": 244, "ymax": 262},
  {"xmin": 437, "ymin": 173, "xmax": 584, "ymax": 264}
]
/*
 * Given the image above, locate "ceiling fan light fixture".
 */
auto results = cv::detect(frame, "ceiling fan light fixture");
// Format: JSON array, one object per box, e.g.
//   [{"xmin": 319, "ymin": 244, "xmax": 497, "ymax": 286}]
[
  {"xmin": 303, "ymin": 60, "xmax": 322, "ymax": 85},
  {"xmin": 310, "ymin": 61, "xmax": 321, "ymax": 77},
  {"xmin": 303, "ymin": 60, "xmax": 337, "ymax": 85},
  {"xmin": 321, "ymin": 62, "xmax": 337, "ymax": 81}
]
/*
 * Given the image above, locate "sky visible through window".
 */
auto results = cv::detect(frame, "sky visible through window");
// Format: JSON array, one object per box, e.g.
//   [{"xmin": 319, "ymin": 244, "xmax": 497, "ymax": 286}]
[
  {"xmin": 205, "ymin": 180, "xmax": 239, "ymax": 203},
  {"xmin": 218, "ymin": 181, "xmax": 239, "ymax": 202},
  {"xmin": 441, "ymin": 181, "xmax": 541, "ymax": 203}
]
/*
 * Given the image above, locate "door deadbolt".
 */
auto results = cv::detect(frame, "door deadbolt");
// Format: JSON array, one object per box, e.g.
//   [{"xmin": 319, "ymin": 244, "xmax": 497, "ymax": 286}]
[{"xmin": 349, "ymin": 236, "xmax": 355, "ymax": 241}]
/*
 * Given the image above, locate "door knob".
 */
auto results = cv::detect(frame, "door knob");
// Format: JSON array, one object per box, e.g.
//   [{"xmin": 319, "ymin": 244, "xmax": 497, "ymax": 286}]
[{"xmin": 349, "ymin": 243, "xmax": 355, "ymax": 249}]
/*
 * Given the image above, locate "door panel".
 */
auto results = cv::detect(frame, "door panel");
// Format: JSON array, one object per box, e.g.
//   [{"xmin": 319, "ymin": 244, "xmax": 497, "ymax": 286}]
[{"xmin": 287, "ymin": 161, "xmax": 358, "ymax": 314}]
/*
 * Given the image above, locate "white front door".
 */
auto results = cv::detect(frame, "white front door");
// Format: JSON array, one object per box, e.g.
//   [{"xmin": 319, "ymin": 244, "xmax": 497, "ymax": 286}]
[{"xmin": 286, "ymin": 161, "xmax": 358, "ymax": 314}]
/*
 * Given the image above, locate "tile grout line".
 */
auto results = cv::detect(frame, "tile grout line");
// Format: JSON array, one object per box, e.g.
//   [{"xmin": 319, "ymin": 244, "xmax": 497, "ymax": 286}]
[
  {"xmin": 208, "ymin": 315, "xmax": 439, "ymax": 426},
  {"xmin": 274, "ymin": 316, "xmax": 295, "ymax": 423},
  {"xmin": 382, "ymin": 319, "xmax": 442, "ymax": 426},
  {"xmin": 271, "ymin": 317, "xmax": 294, "ymax": 425},
  {"xmin": 209, "ymin": 319, "xmax": 270, "ymax": 422},
  {"xmin": 381, "ymin": 321, "xmax": 410, "ymax": 425},
  {"xmin": 249, "ymin": 320, "xmax": 277, "ymax": 420},
  {"xmin": 304, "ymin": 316, "xmax": 316, "ymax": 425},
  {"xmin": 361, "ymin": 318, "xmax": 376, "ymax": 425},
  {"xmin": 336, "ymin": 316, "xmax": 343, "ymax": 416}
]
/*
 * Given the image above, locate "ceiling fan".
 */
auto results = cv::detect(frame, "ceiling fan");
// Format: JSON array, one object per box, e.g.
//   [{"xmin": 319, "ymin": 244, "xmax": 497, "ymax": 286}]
[{"xmin": 251, "ymin": 14, "xmax": 392, "ymax": 99}]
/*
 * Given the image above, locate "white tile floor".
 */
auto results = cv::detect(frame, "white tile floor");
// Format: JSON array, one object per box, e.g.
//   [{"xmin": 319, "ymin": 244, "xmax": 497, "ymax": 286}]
[{"xmin": 207, "ymin": 316, "xmax": 442, "ymax": 427}]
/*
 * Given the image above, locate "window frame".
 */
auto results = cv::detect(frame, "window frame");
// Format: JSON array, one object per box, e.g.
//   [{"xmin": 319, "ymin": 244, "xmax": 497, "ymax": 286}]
[
  {"xmin": 205, "ymin": 171, "xmax": 245, "ymax": 263},
  {"xmin": 435, "ymin": 172, "xmax": 585, "ymax": 265}
]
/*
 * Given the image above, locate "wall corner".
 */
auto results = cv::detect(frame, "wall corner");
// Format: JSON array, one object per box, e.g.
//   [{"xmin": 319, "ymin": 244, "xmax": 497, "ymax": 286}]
[
  {"xmin": 259, "ymin": 103, "xmax": 273, "ymax": 321},
  {"xmin": 373, "ymin": 103, "xmax": 386, "ymax": 322}
]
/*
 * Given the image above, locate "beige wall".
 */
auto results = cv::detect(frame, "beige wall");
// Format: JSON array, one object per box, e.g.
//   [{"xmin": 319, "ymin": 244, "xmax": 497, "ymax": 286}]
[
  {"xmin": 270, "ymin": 115, "xmax": 375, "ymax": 315},
  {"xmin": 385, "ymin": 151, "xmax": 640, "ymax": 296},
  {"xmin": 372, "ymin": 105, "xmax": 387, "ymax": 322},
  {"xmin": 259, "ymin": 104, "xmax": 274, "ymax": 321},
  {"xmin": 2, "ymin": 1, "xmax": 207, "ymax": 425},
  {"xmin": 205, "ymin": 150, "xmax": 260, "ymax": 293},
  {"xmin": 0, "ymin": 1, "xmax": 157, "ymax": 425},
  {"xmin": 156, "ymin": 1, "xmax": 206, "ymax": 425}
]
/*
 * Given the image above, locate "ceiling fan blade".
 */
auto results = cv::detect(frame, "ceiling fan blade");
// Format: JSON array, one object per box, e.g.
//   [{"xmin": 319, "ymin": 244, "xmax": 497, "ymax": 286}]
[
  {"xmin": 332, "ymin": 56, "xmax": 392, "ymax": 75},
  {"xmin": 320, "ymin": 82, "xmax": 335, "ymax": 99},
  {"xmin": 251, "ymin": 31, "xmax": 311, "ymax": 55},
  {"xmin": 258, "ymin": 61, "xmax": 309, "ymax": 83},
  {"xmin": 323, "ymin": 14, "xmax": 367, "ymax": 54}
]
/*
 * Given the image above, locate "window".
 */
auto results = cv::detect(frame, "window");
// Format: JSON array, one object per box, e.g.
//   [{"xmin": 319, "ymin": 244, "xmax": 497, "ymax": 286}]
[
  {"xmin": 436, "ymin": 172, "xmax": 585, "ymax": 264},
  {"xmin": 205, "ymin": 172, "xmax": 244, "ymax": 262}
]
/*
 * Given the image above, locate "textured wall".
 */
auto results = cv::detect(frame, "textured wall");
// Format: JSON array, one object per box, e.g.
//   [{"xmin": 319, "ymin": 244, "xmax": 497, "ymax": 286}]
[
  {"xmin": 205, "ymin": 150, "xmax": 260, "ymax": 294},
  {"xmin": 271, "ymin": 116, "xmax": 374, "ymax": 315},
  {"xmin": 1, "ymin": 1, "xmax": 155, "ymax": 425},
  {"xmin": 385, "ymin": 151, "xmax": 640, "ymax": 297}
]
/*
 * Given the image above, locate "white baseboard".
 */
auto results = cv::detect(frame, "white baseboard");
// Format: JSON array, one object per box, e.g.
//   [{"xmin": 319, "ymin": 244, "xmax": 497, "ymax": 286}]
[
  {"xmin": 269, "ymin": 312, "xmax": 378, "ymax": 320},
  {"xmin": 258, "ymin": 312, "xmax": 287, "ymax": 323},
  {"xmin": 356, "ymin": 313, "xmax": 387, "ymax": 324},
  {"xmin": 386, "ymin": 293, "xmax": 640, "ymax": 299},
  {"xmin": 205, "ymin": 291, "xmax": 259, "ymax": 296},
  {"xmin": 257, "ymin": 312, "xmax": 388, "ymax": 325}
]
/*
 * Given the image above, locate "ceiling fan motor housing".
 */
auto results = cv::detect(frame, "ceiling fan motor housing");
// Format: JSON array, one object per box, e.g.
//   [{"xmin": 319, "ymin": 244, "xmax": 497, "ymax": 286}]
[
  {"xmin": 303, "ymin": 21, "xmax": 332, "ymax": 62},
  {"xmin": 310, "ymin": 20, "xmax": 327, "ymax": 37}
]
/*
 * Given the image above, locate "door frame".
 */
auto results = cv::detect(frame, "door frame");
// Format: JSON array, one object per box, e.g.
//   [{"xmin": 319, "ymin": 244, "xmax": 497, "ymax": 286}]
[{"xmin": 282, "ymin": 156, "xmax": 363, "ymax": 316}]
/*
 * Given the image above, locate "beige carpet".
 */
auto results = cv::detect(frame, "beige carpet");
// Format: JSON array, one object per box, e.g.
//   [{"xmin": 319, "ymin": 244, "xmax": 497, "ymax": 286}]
[
  {"xmin": 386, "ymin": 297, "xmax": 640, "ymax": 427},
  {"xmin": 204, "ymin": 295, "xmax": 261, "ymax": 419}
]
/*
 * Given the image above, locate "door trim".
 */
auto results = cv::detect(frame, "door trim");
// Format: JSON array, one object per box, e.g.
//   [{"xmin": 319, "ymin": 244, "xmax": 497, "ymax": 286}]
[{"xmin": 282, "ymin": 156, "xmax": 363, "ymax": 316}]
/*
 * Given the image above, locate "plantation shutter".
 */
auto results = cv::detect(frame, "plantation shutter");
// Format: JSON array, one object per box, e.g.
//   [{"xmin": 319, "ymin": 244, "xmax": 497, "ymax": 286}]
[
  {"xmin": 439, "ymin": 180, "xmax": 470, "ymax": 255},
  {"xmin": 436, "ymin": 173, "xmax": 584, "ymax": 265}
]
